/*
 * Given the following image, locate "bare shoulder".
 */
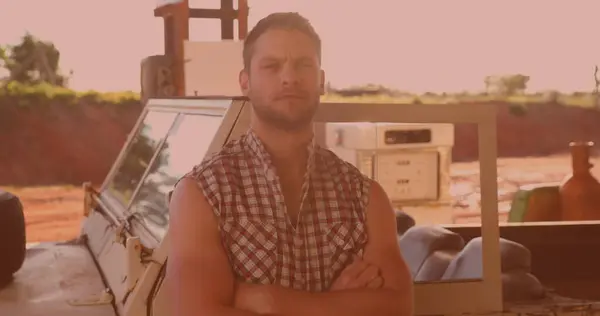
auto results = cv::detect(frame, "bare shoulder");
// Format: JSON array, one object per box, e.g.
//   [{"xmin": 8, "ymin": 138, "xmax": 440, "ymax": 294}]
[
  {"xmin": 167, "ymin": 178, "xmax": 237, "ymax": 314},
  {"xmin": 367, "ymin": 180, "xmax": 393, "ymax": 212},
  {"xmin": 364, "ymin": 180, "xmax": 399, "ymax": 242},
  {"xmin": 363, "ymin": 180, "xmax": 412, "ymax": 295},
  {"xmin": 168, "ymin": 177, "xmax": 218, "ymax": 253}
]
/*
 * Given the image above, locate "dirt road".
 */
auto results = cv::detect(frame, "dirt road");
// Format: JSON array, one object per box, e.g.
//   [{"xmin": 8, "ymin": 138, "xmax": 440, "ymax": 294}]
[{"xmin": 3, "ymin": 155, "xmax": 599, "ymax": 243}]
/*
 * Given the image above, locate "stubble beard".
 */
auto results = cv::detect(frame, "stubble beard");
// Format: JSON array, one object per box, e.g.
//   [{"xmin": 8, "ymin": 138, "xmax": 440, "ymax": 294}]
[{"xmin": 252, "ymin": 97, "xmax": 319, "ymax": 132}]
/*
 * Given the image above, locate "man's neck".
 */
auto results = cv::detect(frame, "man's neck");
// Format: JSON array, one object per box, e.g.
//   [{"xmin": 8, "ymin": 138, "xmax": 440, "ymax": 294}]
[{"xmin": 251, "ymin": 123, "xmax": 313, "ymax": 174}]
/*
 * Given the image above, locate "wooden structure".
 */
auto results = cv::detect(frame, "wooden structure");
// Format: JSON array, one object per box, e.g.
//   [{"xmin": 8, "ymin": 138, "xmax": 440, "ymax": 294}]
[{"xmin": 154, "ymin": 0, "xmax": 249, "ymax": 96}]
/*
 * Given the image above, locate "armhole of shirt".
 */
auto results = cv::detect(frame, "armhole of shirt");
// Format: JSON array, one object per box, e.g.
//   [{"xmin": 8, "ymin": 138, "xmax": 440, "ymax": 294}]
[
  {"xmin": 360, "ymin": 176, "xmax": 373, "ymax": 214},
  {"xmin": 173, "ymin": 168, "xmax": 222, "ymax": 219}
]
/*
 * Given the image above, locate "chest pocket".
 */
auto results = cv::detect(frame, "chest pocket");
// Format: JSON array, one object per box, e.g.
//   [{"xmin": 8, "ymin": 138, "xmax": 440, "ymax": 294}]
[
  {"xmin": 221, "ymin": 218, "xmax": 278, "ymax": 284},
  {"xmin": 322, "ymin": 220, "xmax": 368, "ymax": 283}
]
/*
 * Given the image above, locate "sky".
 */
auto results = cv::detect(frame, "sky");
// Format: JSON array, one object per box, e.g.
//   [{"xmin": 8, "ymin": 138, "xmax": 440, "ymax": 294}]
[{"xmin": 0, "ymin": 1, "xmax": 599, "ymax": 93}]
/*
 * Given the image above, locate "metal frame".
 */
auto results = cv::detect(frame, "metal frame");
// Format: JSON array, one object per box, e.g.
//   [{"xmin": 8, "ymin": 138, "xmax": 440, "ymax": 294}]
[{"xmin": 315, "ymin": 101, "xmax": 502, "ymax": 315}]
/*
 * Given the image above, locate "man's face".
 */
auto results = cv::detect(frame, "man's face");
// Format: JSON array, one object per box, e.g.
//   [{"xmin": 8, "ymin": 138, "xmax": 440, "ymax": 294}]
[{"xmin": 239, "ymin": 29, "xmax": 324, "ymax": 132}]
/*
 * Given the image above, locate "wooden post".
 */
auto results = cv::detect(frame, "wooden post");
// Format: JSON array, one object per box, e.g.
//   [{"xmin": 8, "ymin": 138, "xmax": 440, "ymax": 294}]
[
  {"xmin": 155, "ymin": 0, "xmax": 189, "ymax": 96},
  {"xmin": 221, "ymin": 0, "xmax": 234, "ymax": 39},
  {"xmin": 238, "ymin": 0, "xmax": 249, "ymax": 39}
]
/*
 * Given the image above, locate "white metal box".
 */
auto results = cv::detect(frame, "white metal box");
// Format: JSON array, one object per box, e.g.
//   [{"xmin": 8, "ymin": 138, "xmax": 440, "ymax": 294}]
[
  {"xmin": 184, "ymin": 40, "xmax": 243, "ymax": 97},
  {"xmin": 324, "ymin": 122, "xmax": 454, "ymax": 206}
]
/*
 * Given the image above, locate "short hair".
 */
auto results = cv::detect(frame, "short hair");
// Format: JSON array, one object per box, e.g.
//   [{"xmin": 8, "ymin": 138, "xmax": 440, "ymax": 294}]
[{"xmin": 242, "ymin": 12, "xmax": 321, "ymax": 70}]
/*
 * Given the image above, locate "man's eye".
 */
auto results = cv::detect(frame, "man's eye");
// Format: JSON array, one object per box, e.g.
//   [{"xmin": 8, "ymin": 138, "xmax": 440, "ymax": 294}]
[{"xmin": 299, "ymin": 62, "xmax": 315, "ymax": 69}]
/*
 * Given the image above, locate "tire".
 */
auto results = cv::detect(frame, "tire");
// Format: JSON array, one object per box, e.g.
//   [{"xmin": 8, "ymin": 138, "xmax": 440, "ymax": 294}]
[{"xmin": 0, "ymin": 190, "xmax": 26, "ymax": 288}]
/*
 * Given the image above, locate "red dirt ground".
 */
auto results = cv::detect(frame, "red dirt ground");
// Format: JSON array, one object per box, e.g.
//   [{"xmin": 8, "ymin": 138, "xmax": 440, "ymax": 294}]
[
  {"xmin": 2, "ymin": 185, "xmax": 84, "ymax": 243},
  {"xmin": 5, "ymin": 155, "xmax": 599, "ymax": 243}
]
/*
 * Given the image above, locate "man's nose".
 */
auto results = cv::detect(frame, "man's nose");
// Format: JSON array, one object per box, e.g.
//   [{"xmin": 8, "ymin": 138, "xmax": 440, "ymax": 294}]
[{"xmin": 279, "ymin": 63, "xmax": 300, "ymax": 86}]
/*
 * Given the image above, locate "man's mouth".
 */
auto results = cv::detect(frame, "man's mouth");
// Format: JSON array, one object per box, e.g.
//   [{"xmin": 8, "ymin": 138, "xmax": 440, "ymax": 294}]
[{"xmin": 277, "ymin": 94, "xmax": 304, "ymax": 100}]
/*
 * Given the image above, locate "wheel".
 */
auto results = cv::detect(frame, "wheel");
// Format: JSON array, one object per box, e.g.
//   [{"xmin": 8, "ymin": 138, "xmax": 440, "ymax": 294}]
[{"xmin": 0, "ymin": 190, "xmax": 26, "ymax": 288}]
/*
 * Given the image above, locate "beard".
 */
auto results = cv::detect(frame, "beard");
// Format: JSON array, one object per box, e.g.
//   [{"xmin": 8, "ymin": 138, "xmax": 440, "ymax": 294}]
[{"xmin": 251, "ymin": 96, "xmax": 319, "ymax": 132}]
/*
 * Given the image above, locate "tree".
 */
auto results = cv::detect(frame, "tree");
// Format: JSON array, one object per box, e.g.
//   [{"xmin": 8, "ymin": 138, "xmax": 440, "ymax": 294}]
[
  {"xmin": 484, "ymin": 74, "xmax": 530, "ymax": 96},
  {"xmin": 1, "ymin": 33, "xmax": 68, "ymax": 87},
  {"xmin": 594, "ymin": 65, "xmax": 599, "ymax": 109},
  {"xmin": 0, "ymin": 45, "xmax": 10, "ymax": 83}
]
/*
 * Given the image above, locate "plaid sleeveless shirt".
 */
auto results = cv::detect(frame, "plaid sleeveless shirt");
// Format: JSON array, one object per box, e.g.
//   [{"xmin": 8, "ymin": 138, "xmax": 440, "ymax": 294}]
[{"xmin": 182, "ymin": 129, "xmax": 371, "ymax": 292}]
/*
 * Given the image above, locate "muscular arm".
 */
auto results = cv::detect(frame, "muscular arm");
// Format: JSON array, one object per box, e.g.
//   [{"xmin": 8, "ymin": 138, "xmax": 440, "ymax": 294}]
[
  {"xmin": 242, "ymin": 181, "xmax": 414, "ymax": 316},
  {"xmin": 166, "ymin": 178, "xmax": 273, "ymax": 316}
]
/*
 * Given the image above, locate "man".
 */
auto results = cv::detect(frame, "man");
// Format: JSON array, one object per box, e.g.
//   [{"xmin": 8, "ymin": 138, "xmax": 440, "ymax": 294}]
[{"xmin": 167, "ymin": 12, "xmax": 413, "ymax": 316}]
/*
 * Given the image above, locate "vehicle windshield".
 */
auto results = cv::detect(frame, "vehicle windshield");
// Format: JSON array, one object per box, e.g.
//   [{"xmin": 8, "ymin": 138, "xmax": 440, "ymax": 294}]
[
  {"xmin": 104, "ymin": 110, "xmax": 178, "ymax": 207},
  {"xmin": 127, "ymin": 111, "xmax": 226, "ymax": 243}
]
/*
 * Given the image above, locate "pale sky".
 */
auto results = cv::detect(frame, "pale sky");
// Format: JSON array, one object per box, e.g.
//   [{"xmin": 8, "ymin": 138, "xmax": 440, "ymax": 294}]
[{"xmin": 0, "ymin": 1, "xmax": 598, "ymax": 93}]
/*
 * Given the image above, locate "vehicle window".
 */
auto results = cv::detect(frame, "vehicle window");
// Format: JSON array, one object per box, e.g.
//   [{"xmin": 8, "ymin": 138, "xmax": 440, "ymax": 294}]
[
  {"xmin": 104, "ymin": 110, "xmax": 178, "ymax": 207},
  {"xmin": 127, "ymin": 112, "xmax": 225, "ymax": 243}
]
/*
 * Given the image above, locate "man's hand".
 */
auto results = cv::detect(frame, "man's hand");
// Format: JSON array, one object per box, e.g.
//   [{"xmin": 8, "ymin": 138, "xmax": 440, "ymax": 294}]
[
  {"xmin": 330, "ymin": 256, "xmax": 384, "ymax": 291},
  {"xmin": 234, "ymin": 257, "xmax": 385, "ymax": 315},
  {"xmin": 234, "ymin": 282, "xmax": 276, "ymax": 314}
]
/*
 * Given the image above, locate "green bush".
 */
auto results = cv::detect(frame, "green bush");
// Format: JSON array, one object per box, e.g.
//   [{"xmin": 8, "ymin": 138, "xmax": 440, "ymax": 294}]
[
  {"xmin": 0, "ymin": 81, "xmax": 597, "ymax": 109},
  {"xmin": 321, "ymin": 92, "xmax": 598, "ymax": 108},
  {"xmin": 0, "ymin": 82, "xmax": 140, "ymax": 105}
]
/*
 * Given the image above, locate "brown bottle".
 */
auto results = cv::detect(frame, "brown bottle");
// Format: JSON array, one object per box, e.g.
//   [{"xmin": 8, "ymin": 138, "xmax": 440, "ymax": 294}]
[{"xmin": 559, "ymin": 141, "xmax": 600, "ymax": 221}]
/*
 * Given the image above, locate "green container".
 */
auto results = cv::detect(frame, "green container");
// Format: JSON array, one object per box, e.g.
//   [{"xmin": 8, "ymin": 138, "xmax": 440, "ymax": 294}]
[{"xmin": 508, "ymin": 184, "xmax": 561, "ymax": 222}]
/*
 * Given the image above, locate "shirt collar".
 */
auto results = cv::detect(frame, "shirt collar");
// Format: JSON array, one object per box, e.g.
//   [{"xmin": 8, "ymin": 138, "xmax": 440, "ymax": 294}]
[{"xmin": 244, "ymin": 129, "xmax": 317, "ymax": 175}]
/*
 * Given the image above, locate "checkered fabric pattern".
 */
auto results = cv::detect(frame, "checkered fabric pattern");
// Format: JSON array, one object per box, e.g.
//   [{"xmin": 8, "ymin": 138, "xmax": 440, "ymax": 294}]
[{"xmin": 183, "ymin": 129, "xmax": 372, "ymax": 292}]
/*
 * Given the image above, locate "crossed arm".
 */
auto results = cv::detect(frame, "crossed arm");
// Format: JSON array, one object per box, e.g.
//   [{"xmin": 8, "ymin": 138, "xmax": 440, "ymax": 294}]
[{"xmin": 167, "ymin": 178, "xmax": 413, "ymax": 316}]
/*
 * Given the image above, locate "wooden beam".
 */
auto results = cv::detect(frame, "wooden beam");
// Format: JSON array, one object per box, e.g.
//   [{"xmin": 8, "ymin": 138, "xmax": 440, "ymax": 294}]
[
  {"xmin": 220, "ymin": 0, "xmax": 235, "ymax": 39},
  {"xmin": 163, "ymin": 16, "xmax": 175, "ymax": 56},
  {"xmin": 188, "ymin": 8, "xmax": 238, "ymax": 20},
  {"xmin": 238, "ymin": 0, "xmax": 249, "ymax": 39},
  {"xmin": 155, "ymin": 3, "xmax": 181, "ymax": 17},
  {"xmin": 174, "ymin": 1, "xmax": 189, "ymax": 96}
]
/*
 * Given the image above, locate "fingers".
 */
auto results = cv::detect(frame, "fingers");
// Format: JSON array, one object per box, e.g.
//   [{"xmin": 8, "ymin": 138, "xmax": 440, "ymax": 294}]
[
  {"xmin": 345, "ymin": 264, "xmax": 380, "ymax": 288},
  {"xmin": 341, "ymin": 257, "xmax": 370, "ymax": 280},
  {"xmin": 330, "ymin": 258, "xmax": 368, "ymax": 290},
  {"xmin": 366, "ymin": 276, "xmax": 384, "ymax": 289},
  {"xmin": 331, "ymin": 256, "xmax": 383, "ymax": 290}
]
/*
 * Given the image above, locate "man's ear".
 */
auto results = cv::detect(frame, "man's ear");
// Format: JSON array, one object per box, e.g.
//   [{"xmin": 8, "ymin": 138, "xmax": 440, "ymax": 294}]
[
  {"xmin": 319, "ymin": 69, "xmax": 326, "ymax": 95},
  {"xmin": 239, "ymin": 69, "xmax": 250, "ymax": 96}
]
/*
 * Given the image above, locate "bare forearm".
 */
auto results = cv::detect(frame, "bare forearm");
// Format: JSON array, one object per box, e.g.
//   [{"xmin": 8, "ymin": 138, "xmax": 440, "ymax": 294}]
[
  {"xmin": 168, "ymin": 275, "xmax": 276, "ymax": 316},
  {"xmin": 273, "ymin": 287, "xmax": 411, "ymax": 316},
  {"xmin": 195, "ymin": 306, "xmax": 279, "ymax": 316},
  {"xmin": 174, "ymin": 298, "xmax": 268, "ymax": 316}
]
